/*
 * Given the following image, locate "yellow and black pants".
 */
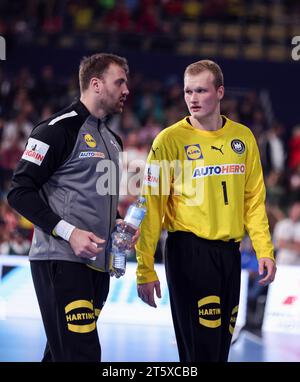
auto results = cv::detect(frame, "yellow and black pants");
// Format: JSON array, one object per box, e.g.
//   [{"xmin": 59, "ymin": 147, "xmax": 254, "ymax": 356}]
[
  {"xmin": 165, "ymin": 231, "xmax": 241, "ymax": 362},
  {"xmin": 30, "ymin": 260, "xmax": 109, "ymax": 362}
]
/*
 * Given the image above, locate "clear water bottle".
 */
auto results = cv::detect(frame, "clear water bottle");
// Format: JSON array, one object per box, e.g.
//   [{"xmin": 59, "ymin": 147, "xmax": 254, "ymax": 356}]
[{"xmin": 110, "ymin": 197, "xmax": 146, "ymax": 278}]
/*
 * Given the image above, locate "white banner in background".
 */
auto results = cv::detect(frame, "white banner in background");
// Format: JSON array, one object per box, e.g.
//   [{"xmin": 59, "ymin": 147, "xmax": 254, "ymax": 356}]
[
  {"xmin": 263, "ymin": 265, "xmax": 300, "ymax": 334},
  {"xmin": 0, "ymin": 256, "xmax": 248, "ymax": 329}
]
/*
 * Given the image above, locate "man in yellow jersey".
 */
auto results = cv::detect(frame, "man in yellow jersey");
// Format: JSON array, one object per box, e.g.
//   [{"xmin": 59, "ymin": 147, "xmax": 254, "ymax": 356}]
[{"xmin": 135, "ymin": 60, "xmax": 276, "ymax": 362}]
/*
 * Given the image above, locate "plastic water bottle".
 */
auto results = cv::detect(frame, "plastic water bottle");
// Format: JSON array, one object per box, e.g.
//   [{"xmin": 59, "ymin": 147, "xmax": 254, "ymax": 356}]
[{"xmin": 110, "ymin": 197, "xmax": 146, "ymax": 278}]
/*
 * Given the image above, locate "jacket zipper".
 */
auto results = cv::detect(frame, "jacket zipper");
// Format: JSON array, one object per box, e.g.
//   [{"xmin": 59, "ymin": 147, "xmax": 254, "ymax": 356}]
[{"xmin": 97, "ymin": 119, "xmax": 113, "ymax": 271}]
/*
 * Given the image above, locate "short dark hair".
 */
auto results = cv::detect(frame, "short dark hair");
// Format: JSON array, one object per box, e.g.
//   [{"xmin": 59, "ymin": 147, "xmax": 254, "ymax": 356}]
[
  {"xmin": 184, "ymin": 59, "xmax": 224, "ymax": 89},
  {"xmin": 79, "ymin": 53, "xmax": 129, "ymax": 93}
]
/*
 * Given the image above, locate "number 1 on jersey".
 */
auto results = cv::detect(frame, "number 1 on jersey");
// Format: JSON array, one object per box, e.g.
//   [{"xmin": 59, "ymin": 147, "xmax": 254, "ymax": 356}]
[{"xmin": 221, "ymin": 181, "xmax": 229, "ymax": 205}]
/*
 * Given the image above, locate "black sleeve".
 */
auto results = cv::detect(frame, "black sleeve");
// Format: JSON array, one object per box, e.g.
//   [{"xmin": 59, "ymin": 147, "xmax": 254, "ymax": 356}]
[{"xmin": 7, "ymin": 121, "xmax": 72, "ymax": 235}]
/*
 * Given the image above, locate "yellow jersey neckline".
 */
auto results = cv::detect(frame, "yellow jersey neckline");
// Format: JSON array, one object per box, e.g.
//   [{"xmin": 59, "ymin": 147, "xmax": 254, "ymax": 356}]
[{"xmin": 183, "ymin": 115, "xmax": 231, "ymax": 137}]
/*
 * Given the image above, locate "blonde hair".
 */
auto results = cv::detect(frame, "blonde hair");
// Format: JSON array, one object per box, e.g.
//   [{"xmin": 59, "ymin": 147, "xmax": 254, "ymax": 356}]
[{"xmin": 184, "ymin": 60, "xmax": 224, "ymax": 89}]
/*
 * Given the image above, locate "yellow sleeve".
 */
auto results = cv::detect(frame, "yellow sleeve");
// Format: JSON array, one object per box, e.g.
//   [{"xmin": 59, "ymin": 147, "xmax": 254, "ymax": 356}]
[
  {"xmin": 136, "ymin": 132, "xmax": 173, "ymax": 284},
  {"xmin": 244, "ymin": 133, "xmax": 274, "ymax": 261}
]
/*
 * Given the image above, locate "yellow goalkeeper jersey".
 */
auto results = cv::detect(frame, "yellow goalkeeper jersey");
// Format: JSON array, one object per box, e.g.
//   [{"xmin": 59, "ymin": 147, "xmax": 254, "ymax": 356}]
[{"xmin": 136, "ymin": 115, "xmax": 274, "ymax": 284}]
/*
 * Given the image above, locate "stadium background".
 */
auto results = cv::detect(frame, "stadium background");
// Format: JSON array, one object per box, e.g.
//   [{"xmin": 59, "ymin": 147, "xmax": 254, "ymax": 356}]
[{"xmin": 0, "ymin": 0, "xmax": 300, "ymax": 362}]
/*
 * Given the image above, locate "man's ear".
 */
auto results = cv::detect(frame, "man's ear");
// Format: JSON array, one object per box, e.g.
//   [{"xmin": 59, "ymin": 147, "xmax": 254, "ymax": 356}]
[
  {"xmin": 90, "ymin": 77, "xmax": 102, "ymax": 94},
  {"xmin": 217, "ymin": 85, "xmax": 224, "ymax": 101}
]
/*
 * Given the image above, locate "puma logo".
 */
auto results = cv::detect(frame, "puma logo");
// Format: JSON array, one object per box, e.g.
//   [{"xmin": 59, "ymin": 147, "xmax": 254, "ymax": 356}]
[{"xmin": 211, "ymin": 145, "xmax": 224, "ymax": 155}]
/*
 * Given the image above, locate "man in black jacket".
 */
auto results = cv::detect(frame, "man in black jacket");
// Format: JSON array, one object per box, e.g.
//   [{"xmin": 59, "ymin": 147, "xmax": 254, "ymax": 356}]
[{"xmin": 8, "ymin": 53, "xmax": 133, "ymax": 361}]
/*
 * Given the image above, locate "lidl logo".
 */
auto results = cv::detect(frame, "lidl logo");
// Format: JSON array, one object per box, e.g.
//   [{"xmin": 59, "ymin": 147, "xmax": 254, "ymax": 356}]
[
  {"xmin": 83, "ymin": 133, "xmax": 97, "ymax": 148},
  {"xmin": 185, "ymin": 144, "xmax": 203, "ymax": 160}
]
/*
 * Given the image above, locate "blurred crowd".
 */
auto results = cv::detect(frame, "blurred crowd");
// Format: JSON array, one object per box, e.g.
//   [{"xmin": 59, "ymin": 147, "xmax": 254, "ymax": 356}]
[
  {"xmin": 1, "ymin": 1, "xmax": 299, "ymax": 60},
  {"xmin": 1, "ymin": 0, "xmax": 299, "ymax": 36}
]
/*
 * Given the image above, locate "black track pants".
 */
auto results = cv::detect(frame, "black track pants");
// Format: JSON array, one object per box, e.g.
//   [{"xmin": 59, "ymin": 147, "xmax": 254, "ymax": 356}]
[
  {"xmin": 165, "ymin": 231, "xmax": 241, "ymax": 362},
  {"xmin": 30, "ymin": 260, "xmax": 109, "ymax": 362}
]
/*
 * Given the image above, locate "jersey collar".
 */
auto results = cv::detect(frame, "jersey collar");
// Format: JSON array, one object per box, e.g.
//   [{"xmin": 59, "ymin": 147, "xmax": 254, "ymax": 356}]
[{"xmin": 183, "ymin": 115, "xmax": 231, "ymax": 137}]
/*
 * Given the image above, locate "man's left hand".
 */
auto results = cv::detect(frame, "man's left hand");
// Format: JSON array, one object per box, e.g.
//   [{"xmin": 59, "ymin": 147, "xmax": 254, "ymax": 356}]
[
  {"xmin": 258, "ymin": 258, "xmax": 277, "ymax": 286},
  {"xmin": 115, "ymin": 219, "xmax": 140, "ymax": 249}
]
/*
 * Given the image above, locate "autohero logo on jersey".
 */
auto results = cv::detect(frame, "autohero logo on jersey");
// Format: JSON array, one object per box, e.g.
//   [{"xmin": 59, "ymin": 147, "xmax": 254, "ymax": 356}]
[
  {"xmin": 193, "ymin": 163, "xmax": 245, "ymax": 178},
  {"xmin": 185, "ymin": 144, "xmax": 203, "ymax": 160},
  {"xmin": 83, "ymin": 133, "xmax": 97, "ymax": 148},
  {"xmin": 79, "ymin": 151, "xmax": 105, "ymax": 159},
  {"xmin": 143, "ymin": 163, "xmax": 160, "ymax": 187},
  {"xmin": 21, "ymin": 138, "xmax": 50, "ymax": 166}
]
